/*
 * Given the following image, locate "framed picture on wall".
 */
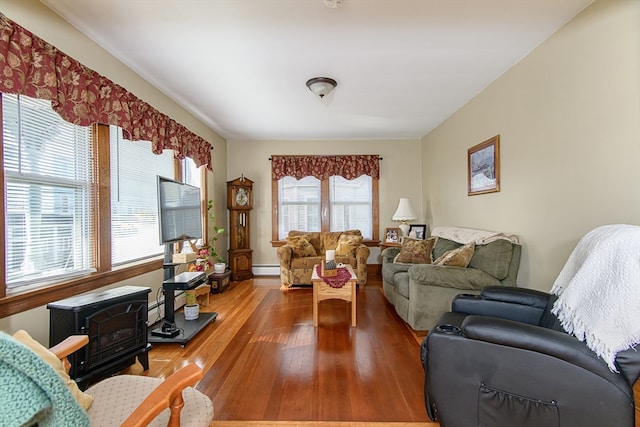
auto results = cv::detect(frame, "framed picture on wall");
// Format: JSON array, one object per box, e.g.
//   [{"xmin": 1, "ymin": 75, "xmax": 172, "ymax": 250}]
[
  {"xmin": 468, "ymin": 135, "xmax": 500, "ymax": 195},
  {"xmin": 384, "ymin": 228, "xmax": 401, "ymax": 243},
  {"xmin": 408, "ymin": 224, "xmax": 426, "ymax": 240}
]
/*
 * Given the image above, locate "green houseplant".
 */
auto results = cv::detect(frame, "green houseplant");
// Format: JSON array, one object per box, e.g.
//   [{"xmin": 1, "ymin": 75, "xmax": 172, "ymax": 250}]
[{"xmin": 207, "ymin": 200, "xmax": 225, "ymax": 272}]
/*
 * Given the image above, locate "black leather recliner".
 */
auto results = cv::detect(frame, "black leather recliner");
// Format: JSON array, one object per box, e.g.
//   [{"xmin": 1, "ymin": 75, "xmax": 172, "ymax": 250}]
[{"xmin": 421, "ymin": 286, "xmax": 640, "ymax": 427}]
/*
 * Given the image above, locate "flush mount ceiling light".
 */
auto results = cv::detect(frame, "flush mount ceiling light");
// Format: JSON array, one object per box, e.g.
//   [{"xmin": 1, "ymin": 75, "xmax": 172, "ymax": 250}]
[
  {"xmin": 324, "ymin": 0, "xmax": 343, "ymax": 8},
  {"xmin": 306, "ymin": 77, "xmax": 337, "ymax": 99}
]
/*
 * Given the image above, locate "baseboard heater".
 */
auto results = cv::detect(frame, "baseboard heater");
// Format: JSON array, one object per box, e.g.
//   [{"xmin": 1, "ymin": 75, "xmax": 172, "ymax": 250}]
[{"xmin": 252, "ymin": 264, "xmax": 280, "ymax": 276}]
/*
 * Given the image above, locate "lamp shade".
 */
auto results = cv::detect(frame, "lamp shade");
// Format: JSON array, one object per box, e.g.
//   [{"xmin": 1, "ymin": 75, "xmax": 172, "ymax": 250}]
[{"xmin": 392, "ymin": 198, "xmax": 417, "ymax": 221}]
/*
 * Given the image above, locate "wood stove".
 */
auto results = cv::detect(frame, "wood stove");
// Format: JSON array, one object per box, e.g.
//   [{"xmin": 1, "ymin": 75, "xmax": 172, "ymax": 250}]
[{"xmin": 48, "ymin": 286, "xmax": 151, "ymax": 389}]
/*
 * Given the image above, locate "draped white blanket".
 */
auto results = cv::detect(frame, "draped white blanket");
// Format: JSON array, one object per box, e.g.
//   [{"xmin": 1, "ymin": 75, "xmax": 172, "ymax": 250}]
[
  {"xmin": 431, "ymin": 226, "xmax": 520, "ymax": 245},
  {"xmin": 551, "ymin": 224, "xmax": 640, "ymax": 372}
]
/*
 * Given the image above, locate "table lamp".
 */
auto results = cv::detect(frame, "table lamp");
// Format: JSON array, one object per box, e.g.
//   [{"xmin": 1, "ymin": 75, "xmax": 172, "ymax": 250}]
[{"xmin": 392, "ymin": 198, "xmax": 417, "ymax": 237}]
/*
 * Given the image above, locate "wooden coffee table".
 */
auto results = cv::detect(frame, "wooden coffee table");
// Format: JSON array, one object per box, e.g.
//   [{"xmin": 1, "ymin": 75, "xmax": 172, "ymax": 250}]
[{"xmin": 311, "ymin": 264, "xmax": 357, "ymax": 327}]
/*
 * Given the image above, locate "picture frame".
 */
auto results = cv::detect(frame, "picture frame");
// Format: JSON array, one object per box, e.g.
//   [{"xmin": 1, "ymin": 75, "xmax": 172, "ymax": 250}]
[
  {"xmin": 468, "ymin": 135, "xmax": 500, "ymax": 196},
  {"xmin": 384, "ymin": 227, "xmax": 401, "ymax": 244},
  {"xmin": 408, "ymin": 224, "xmax": 426, "ymax": 240}
]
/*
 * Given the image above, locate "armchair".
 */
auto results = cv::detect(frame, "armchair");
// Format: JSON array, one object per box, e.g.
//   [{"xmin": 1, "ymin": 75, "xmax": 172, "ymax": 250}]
[
  {"xmin": 0, "ymin": 331, "xmax": 213, "ymax": 427},
  {"xmin": 277, "ymin": 230, "xmax": 370, "ymax": 289},
  {"xmin": 421, "ymin": 287, "xmax": 640, "ymax": 427}
]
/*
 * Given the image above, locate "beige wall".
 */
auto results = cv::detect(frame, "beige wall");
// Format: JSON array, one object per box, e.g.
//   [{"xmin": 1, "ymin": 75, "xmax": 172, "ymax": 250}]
[
  {"xmin": 2, "ymin": 0, "xmax": 638, "ymax": 341},
  {"xmin": 421, "ymin": 0, "xmax": 640, "ymax": 291},
  {"xmin": 226, "ymin": 139, "xmax": 422, "ymax": 266},
  {"xmin": 0, "ymin": 0, "xmax": 227, "ymax": 343}
]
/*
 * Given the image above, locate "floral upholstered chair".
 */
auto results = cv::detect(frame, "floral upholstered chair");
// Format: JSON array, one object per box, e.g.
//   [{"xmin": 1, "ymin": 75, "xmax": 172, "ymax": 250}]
[{"xmin": 277, "ymin": 230, "xmax": 370, "ymax": 290}]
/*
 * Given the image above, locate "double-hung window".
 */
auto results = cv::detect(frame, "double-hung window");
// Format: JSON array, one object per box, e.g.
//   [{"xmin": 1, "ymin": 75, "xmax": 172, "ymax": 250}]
[
  {"xmin": 272, "ymin": 155, "xmax": 379, "ymax": 243},
  {"xmin": 3, "ymin": 94, "xmax": 94, "ymax": 289},
  {"xmin": 278, "ymin": 176, "xmax": 321, "ymax": 239},
  {"xmin": 329, "ymin": 175, "xmax": 372, "ymax": 238},
  {"xmin": 110, "ymin": 126, "xmax": 175, "ymax": 265}
]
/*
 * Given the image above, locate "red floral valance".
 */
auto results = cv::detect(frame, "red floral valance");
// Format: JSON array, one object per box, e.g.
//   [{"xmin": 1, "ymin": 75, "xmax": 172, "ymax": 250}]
[
  {"xmin": 0, "ymin": 13, "xmax": 212, "ymax": 169},
  {"xmin": 271, "ymin": 155, "xmax": 380, "ymax": 180}
]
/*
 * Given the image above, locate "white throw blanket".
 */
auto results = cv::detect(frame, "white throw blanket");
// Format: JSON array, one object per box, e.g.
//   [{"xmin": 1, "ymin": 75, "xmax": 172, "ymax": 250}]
[
  {"xmin": 431, "ymin": 226, "xmax": 520, "ymax": 245},
  {"xmin": 551, "ymin": 224, "xmax": 640, "ymax": 372}
]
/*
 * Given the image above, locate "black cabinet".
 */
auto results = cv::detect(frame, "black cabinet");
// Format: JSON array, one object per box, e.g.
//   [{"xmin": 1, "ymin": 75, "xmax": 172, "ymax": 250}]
[{"xmin": 48, "ymin": 286, "xmax": 151, "ymax": 389}]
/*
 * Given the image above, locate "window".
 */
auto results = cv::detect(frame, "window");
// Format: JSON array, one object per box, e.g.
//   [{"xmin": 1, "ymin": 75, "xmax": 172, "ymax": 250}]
[
  {"xmin": 181, "ymin": 156, "xmax": 205, "ymax": 246},
  {"xmin": 110, "ymin": 126, "xmax": 175, "ymax": 265},
  {"xmin": 277, "ymin": 176, "xmax": 321, "ymax": 239},
  {"xmin": 329, "ymin": 175, "xmax": 372, "ymax": 238},
  {"xmin": 274, "ymin": 174, "xmax": 378, "ymax": 243},
  {"xmin": 0, "ymin": 94, "xmax": 208, "ymax": 314},
  {"xmin": 2, "ymin": 94, "xmax": 95, "ymax": 288}
]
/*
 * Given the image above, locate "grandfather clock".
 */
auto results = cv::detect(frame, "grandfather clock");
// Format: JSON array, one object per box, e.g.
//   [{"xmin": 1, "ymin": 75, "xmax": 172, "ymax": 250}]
[{"xmin": 227, "ymin": 175, "xmax": 253, "ymax": 281}]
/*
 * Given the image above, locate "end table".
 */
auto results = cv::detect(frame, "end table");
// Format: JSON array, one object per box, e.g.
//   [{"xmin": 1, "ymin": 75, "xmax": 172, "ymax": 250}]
[{"xmin": 208, "ymin": 269, "xmax": 231, "ymax": 294}]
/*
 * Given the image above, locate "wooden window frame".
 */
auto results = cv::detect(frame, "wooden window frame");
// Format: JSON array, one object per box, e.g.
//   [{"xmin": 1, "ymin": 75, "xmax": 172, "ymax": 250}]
[{"xmin": 0, "ymin": 122, "xmax": 204, "ymax": 318}]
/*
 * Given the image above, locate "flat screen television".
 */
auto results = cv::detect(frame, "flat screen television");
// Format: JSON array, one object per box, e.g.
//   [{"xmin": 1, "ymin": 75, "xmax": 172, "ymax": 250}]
[{"xmin": 157, "ymin": 176, "xmax": 203, "ymax": 245}]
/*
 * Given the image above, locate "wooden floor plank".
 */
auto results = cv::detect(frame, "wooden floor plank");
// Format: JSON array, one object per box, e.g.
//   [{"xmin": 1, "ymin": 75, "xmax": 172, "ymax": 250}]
[
  {"xmin": 119, "ymin": 274, "xmax": 640, "ymax": 427},
  {"xmin": 122, "ymin": 276, "xmax": 435, "ymax": 424}
]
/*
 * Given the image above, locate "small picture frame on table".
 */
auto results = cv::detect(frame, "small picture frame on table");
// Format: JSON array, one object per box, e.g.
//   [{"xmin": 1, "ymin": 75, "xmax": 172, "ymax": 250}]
[
  {"xmin": 384, "ymin": 227, "xmax": 401, "ymax": 244},
  {"xmin": 408, "ymin": 224, "xmax": 426, "ymax": 240}
]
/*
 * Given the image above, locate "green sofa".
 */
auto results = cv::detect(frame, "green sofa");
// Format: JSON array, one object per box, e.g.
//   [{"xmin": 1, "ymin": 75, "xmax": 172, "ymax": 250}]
[{"xmin": 381, "ymin": 234, "xmax": 521, "ymax": 331}]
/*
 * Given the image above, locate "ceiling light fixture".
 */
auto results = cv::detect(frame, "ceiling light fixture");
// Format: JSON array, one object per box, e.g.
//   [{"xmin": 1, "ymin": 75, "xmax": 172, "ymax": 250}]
[
  {"xmin": 324, "ymin": 0, "xmax": 343, "ymax": 8},
  {"xmin": 306, "ymin": 77, "xmax": 337, "ymax": 99}
]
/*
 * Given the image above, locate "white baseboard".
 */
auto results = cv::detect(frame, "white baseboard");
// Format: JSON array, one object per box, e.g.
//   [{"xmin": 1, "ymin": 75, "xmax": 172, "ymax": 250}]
[
  {"xmin": 252, "ymin": 265, "xmax": 280, "ymax": 276},
  {"xmin": 147, "ymin": 291, "xmax": 186, "ymax": 326}
]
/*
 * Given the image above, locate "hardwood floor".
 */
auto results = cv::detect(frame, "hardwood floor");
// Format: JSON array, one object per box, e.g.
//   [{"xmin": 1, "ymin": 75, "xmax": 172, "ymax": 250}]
[
  {"xmin": 123, "ymin": 275, "xmax": 435, "ymax": 425},
  {"xmin": 122, "ymin": 275, "xmax": 640, "ymax": 427}
]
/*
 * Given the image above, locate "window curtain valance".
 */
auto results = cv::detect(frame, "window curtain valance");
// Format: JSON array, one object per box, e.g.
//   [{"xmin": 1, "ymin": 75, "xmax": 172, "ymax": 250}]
[
  {"xmin": 0, "ymin": 13, "xmax": 212, "ymax": 169},
  {"xmin": 271, "ymin": 155, "xmax": 380, "ymax": 180}
]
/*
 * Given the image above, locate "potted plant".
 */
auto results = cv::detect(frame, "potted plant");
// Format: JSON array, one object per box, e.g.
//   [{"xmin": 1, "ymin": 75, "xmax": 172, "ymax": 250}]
[
  {"xmin": 207, "ymin": 199, "xmax": 226, "ymax": 273},
  {"xmin": 184, "ymin": 290, "xmax": 199, "ymax": 320}
]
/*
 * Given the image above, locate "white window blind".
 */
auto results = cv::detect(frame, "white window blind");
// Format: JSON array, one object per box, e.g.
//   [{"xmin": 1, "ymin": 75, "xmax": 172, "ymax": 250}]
[
  {"xmin": 330, "ymin": 175, "xmax": 372, "ymax": 239},
  {"xmin": 2, "ymin": 94, "xmax": 94, "ymax": 288},
  {"xmin": 110, "ymin": 126, "xmax": 174, "ymax": 264},
  {"xmin": 278, "ymin": 176, "xmax": 321, "ymax": 239},
  {"xmin": 181, "ymin": 157, "xmax": 204, "ymax": 247}
]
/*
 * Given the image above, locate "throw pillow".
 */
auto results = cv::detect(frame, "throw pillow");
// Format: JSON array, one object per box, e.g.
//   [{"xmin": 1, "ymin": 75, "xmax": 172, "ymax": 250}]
[
  {"xmin": 335, "ymin": 234, "xmax": 363, "ymax": 257},
  {"xmin": 393, "ymin": 237, "xmax": 437, "ymax": 264},
  {"xmin": 12, "ymin": 329, "xmax": 94, "ymax": 410},
  {"xmin": 286, "ymin": 235, "xmax": 317, "ymax": 257},
  {"xmin": 434, "ymin": 242, "xmax": 475, "ymax": 267}
]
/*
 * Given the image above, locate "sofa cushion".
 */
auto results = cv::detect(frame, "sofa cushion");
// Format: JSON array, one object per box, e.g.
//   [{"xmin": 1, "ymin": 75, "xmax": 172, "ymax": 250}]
[
  {"xmin": 432, "ymin": 238, "xmax": 462, "ymax": 261},
  {"xmin": 286, "ymin": 235, "xmax": 317, "ymax": 257},
  {"xmin": 434, "ymin": 242, "xmax": 475, "ymax": 267},
  {"xmin": 409, "ymin": 264, "xmax": 502, "ymax": 290},
  {"xmin": 468, "ymin": 239, "xmax": 514, "ymax": 280},
  {"xmin": 288, "ymin": 231, "xmax": 321, "ymax": 253},
  {"xmin": 290, "ymin": 256, "xmax": 324, "ymax": 269},
  {"xmin": 335, "ymin": 234, "xmax": 363, "ymax": 257},
  {"xmin": 321, "ymin": 231, "xmax": 346, "ymax": 251},
  {"xmin": 394, "ymin": 237, "xmax": 437, "ymax": 264}
]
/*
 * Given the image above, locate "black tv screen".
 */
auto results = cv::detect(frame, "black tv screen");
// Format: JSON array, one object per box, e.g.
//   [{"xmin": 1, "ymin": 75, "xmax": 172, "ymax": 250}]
[{"xmin": 157, "ymin": 176, "xmax": 203, "ymax": 244}]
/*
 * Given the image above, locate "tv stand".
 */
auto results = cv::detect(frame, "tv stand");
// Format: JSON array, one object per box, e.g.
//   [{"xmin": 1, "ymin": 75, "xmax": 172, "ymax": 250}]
[{"xmin": 148, "ymin": 244, "xmax": 218, "ymax": 347}]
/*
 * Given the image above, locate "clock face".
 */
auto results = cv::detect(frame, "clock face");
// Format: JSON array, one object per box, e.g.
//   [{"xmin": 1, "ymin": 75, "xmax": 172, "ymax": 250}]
[{"xmin": 236, "ymin": 188, "xmax": 248, "ymax": 206}]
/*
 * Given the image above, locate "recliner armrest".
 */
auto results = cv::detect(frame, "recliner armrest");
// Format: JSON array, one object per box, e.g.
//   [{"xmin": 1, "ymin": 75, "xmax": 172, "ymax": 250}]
[
  {"xmin": 452, "ymin": 287, "xmax": 550, "ymax": 325},
  {"xmin": 481, "ymin": 286, "xmax": 550, "ymax": 308}
]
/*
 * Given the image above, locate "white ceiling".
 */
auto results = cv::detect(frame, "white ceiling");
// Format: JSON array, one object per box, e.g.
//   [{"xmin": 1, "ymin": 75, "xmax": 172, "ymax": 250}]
[{"xmin": 42, "ymin": 0, "xmax": 594, "ymax": 141}]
